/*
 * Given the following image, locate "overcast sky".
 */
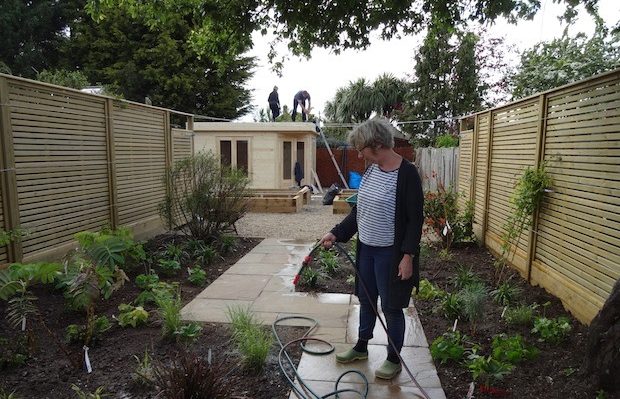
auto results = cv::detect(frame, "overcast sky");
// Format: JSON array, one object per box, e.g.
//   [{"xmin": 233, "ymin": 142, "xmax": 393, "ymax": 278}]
[{"xmin": 239, "ymin": 0, "xmax": 619, "ymax": 122}]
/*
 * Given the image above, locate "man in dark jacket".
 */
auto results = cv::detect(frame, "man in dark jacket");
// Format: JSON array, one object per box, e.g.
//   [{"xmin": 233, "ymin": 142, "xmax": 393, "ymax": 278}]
[
  {"xmin": 291, "ymin": 90, "xmax": 311, "ymax": 121},
  {"xmin": 268, "ymin": 86, "xmax": 280, "ymax": 121}
]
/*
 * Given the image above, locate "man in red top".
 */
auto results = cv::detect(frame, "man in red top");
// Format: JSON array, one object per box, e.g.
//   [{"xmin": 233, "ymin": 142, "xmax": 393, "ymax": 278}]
[{"xmin": 292, "ymin": 90, "xmax": 311, "ymax": 121}]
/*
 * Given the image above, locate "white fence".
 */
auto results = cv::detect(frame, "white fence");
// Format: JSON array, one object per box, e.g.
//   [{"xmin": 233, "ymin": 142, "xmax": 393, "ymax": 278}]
[{"xmin": 414, "ymin": 147, "xmax": 460, "ymax": 192}]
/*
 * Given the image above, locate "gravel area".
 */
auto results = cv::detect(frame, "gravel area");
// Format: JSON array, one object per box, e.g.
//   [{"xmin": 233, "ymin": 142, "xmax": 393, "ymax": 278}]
[{"xmin": 235, "ymin": 195, "xmax": 346, "ymax": 240}]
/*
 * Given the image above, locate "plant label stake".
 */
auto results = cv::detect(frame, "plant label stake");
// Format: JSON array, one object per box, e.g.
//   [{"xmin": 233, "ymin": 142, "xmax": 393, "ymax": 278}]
[
  {"xmin": 466, "ymin": 382, "xmax": 475, "ymax": 399},
  {"xmin": 83, "ymin": 346, "xmax": 92, "ymax": 373},
  {"xmin": 21, "ymin": 316, "xmax": 26, "ymax": 331},
  {"xmin": 452, "ymin": 318, "xmax": 458, "ymax": 332},
  {"xmin": 208, "ymin": 348, "xmax": 212, "ymax": 365},
  {"xmin": 501, "ymin": 306, "xmax": 507, "ymax": 318}
]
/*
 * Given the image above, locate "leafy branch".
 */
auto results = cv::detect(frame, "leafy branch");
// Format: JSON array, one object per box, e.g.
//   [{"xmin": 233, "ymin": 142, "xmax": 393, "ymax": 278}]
[{"xmin": 496, "ymin": 163, "xmax": 551, "ymax": 283}]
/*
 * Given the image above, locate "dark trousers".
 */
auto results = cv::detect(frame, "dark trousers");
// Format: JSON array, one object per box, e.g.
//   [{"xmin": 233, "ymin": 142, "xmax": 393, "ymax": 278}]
[
  {"xmin": 270, "ymin": 104, "xmax": 280, "ymax": 121},
  {"xmin": 357, "ymin": 243, "xmax": 405, "ymax": 357},
  {"xmin": 291, "ymin": 99, "xmax": 307, "ymax": 121}
]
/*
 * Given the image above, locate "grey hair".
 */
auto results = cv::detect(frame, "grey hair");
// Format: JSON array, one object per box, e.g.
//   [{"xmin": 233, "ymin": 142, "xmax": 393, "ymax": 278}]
[{"xmin": 347, "ymin": 118, "xmax": 395, "ymax": 150}]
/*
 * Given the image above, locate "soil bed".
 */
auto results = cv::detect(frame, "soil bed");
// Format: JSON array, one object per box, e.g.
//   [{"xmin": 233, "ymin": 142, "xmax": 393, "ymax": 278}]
[
  {"xmin": 298, "ymin": 242, "xmax": 613, "ymax": 399},
  {"xmin": 0, "ymin": 235, "xmax": 305, "ymax": 398}
]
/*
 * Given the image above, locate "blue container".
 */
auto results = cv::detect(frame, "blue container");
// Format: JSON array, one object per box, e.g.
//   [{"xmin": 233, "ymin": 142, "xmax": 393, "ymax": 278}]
[{"xmin": 348, "ymin": 171, "xmax": 362, "ymax": 189}]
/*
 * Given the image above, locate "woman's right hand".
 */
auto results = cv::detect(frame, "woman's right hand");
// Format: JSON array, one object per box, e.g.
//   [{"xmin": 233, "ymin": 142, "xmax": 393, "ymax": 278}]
[{"xmin": 319, "ymin": 232, "xmax": 337, "ymax": 249}]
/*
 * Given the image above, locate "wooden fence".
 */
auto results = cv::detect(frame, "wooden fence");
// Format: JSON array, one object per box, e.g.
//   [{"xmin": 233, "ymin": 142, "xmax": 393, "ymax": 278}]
[
  {"xmin": 414, "ymin": 147, "xmax": 459, "ymax": 192},
  {"xmin": 0, "ymin": 74, "xmax": 194, "ymax": 264},
  {"xmin": 458, "ymin": 69, "xmax": 620, "ymax": 324}
]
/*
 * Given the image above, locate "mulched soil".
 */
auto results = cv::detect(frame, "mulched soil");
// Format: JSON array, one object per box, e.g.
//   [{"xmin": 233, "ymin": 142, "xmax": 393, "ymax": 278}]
[
  {"xmin": 297, "ymin": 241, "xmax": 617, "ymax": 399},
  {"xmin": 0, "ymin": 235, "xmax": 305, "ymax": 399}
]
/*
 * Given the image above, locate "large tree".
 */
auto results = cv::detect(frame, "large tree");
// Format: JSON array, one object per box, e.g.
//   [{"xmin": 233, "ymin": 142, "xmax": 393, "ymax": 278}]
[
  {"xmin": 510, "ymin": 28, "xmax": 620, "ymax": 99},
  {"xmin": 86, "ymin": 0, "xmax": 600, "ymax": 67},
  {"xmin": 324, "ymin": 74, "xmax": 409, "ymax": 123},
  {"xmin": 65, "ymin": 7, "xmax": 255, "ymax": 118},
  {"xmin": 0, "ymin": 0, "xmax": 82, "ymax": 77},
  {"xmin": 397, "ymin": 22, "xmax": 485, "ymax": 143}
]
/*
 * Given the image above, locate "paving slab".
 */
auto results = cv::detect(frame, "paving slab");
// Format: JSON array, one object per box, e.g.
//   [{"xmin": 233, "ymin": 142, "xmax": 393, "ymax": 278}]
[{"xmin": 346, "ymin": 305, "xmax": 429, "ymax": 348}]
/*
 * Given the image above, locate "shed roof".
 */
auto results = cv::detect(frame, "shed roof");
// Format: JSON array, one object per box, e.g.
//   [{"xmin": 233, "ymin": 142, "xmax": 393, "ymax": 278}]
[{"xmin": 194, "ymin": 122, "xmax": 319, "ymax": 135}]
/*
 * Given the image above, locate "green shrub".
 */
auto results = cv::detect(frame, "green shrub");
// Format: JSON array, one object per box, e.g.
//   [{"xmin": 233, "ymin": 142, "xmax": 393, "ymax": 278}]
[
  {"xmin": 187, "ymin": 266, "xmax": 207, "ymax": 286},
  {"xmin": 466, "ymin": 352, "xmax": 514, "ymax": 385},
  {"xmin": 430, "ymin": 331, "xmax": 466, "ymax": 364},
  {"xmin": 458, "ymin": 282, "xmax": 487, "ymax": 334},
  {"xmin": 157, "ymin": 259, "xmax": 181, "ymax": 276},
  {"xmin": 156, "ymin": 295, "xmax": 183, "ymax": 339},
  {"xmin": 226, "ymin": 306, "xmax": 272, "ymax": 371},
  {"xmin": 134, "ymin": 282, "xmax": 178, "ymax": 306},
  {"xmin": 163, "ymin": 244, "xmax": 184, "ymax": 262},
  {"xmin": 0, "ymin": 387, "xmax": 18, "ymax": 399},
  {"xmin": 434, "ymin": 134, "xmax": 459, "ymax": 148},
  {"xmin": 299, "ymin": 267, "xmax": 322, "ymax": 287},
  {"xmin": 437, "ymin": 292, "xmax": 462, "ymax": 320},
  {"xmin": 451, "ymin": 265, "xmax": 482, "ymax": 289},
  {"xmin": 65, "ymin": 316, "xmax": 111, "ymax": 344},
  {"xmin": 159, "ymin": 152, "xmax": 250, "ymax": 242},
  {"xmin": 319, "ymin": 249, "xmax": 339, "ymax": 275},
  {"xmin": 70, "ymin": 384, "xmax": 108, "ymax": 399},
  {"xmin": 491, "ymin": 280, "xmax": 522, "ymax": 306},
  {"xmin": 532, "ymin": 316, "xmax": 572, "ymax": 344},
  {"xmin": 194, "ymin": 244, "xmax": 217, "ymax": 266},
  {"xmin": 132, "ymin": 350, "xmax": 154, "ymax": 386},
  {"xmin": 218, "ymin": 235, "xmax": 237, "ymax": 255},
  {"xmin": 415, "ymin": 279, "xmax": 445, "ymax": 301},
  {"xmin": 424, "ymin": 186, "xmax": 474, "ymax": 249},
  {"xmin": 491, "ymin": 334, "xmax": 539, "ymax": 364},
  {"xmin": 135, "ymin": 273, "xmax": 159, "ymax": 290},
  {"xmin": 117, "ymin": 304, "xmax": 149, "ymax": 328},
  {"xmin": 174, "ymin": 322, "xmax": 203, "ymax": 344},
  {"xmin": 503, "ymin": 304, "xmax": 536, "ymax": 326}
]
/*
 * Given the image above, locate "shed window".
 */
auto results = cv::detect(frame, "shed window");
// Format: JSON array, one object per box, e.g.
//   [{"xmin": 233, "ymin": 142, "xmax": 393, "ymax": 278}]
[
  {"xmin": 283, "ymin": 141, "xmax": 292, "ymax": 179},
  {"xmin": 296, "ymin": 141, "xmax": 305, "ymax": 168},
  {"xmin": 220, "ymin": 140, "xmax": 232, "ymax": 167},
  {"xmin": 237, "ymin": 140, "xmax": 248, "ymax": 173}
]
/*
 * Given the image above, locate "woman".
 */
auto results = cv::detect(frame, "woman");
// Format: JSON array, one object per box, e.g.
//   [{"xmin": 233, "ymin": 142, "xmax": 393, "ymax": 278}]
[{"xmin": 319, "ymin": 117, "xmax": 424, "ymax": 380}]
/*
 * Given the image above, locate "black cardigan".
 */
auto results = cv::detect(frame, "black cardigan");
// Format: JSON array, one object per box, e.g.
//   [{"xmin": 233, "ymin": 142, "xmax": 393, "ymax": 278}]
[{"xmin": 331, "ymin": 158, "xmax": 424, "ymax": 308}]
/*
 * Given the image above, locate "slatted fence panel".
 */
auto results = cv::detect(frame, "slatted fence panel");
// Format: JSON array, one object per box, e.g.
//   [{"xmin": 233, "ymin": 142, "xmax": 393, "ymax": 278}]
[
  {"xmin": 0, "ymin": 187, "xmax": 6, "ymax": 263},
  {"xmin": 8, "ymin": 81, "xmax": 111, "ymax": 258},
  {"xmin": 172, "ymin": 128, "xmax": 193, "ymax": 163},
  {"xmin": 473, "ymin": 114, "xmax": 489, "ymax": 229},
  {"xmin": 458, "ymin": 130, "xmax": 472, "ymax": 210},
  {"xmin": 113, "ymin": 104, "xmax": 167, "ymax": 227},
  {"xmin": 532, "ymin": 74, "xmax": 620, "ymax": 321},
  {"xmin": 485, "ymin": 100, "xmax": 539, "ymax": 275}
]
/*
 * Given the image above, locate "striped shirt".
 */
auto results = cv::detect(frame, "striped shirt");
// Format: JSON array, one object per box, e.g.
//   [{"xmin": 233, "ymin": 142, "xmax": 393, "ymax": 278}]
[{"xmin": 357, "ymin": 164, "xmax": 399, "ymax": 247}]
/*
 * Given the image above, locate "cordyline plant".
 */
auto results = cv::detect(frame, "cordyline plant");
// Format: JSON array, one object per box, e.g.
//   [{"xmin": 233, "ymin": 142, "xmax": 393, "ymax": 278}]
[
  {"xmin": 496, "ymin": 163, "xmax": 551, "ymax": 283},
  {"xmin": 159, "ymin": 152, "xmax": 250, "ymax": 242}
]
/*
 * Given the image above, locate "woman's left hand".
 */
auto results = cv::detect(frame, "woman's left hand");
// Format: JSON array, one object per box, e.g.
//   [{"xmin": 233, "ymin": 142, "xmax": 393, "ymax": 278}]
[{"xmin": 398, "ymin": 254, "xmax": 413, "ymax": 280}]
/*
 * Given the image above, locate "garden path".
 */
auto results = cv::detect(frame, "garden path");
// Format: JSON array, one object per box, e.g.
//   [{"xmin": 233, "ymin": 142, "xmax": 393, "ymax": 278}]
[{"xmin": 181, "ymin": 238, "xmax": 446, "ymax": 399}]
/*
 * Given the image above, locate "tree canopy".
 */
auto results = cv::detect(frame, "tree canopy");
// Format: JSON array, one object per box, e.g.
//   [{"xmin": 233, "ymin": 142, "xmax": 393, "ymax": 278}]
[
  {"xmin": 324, "ymin": 74, "xmax": 409, "ymax": 123},
  {"xmin": 65, "ymin": 7, "xmax": 255, "ymax": 118},
  {"xmin": 510, "ymin": 29, "xmax": 620, "ymax": 99},
  {"xmin": 86, "ymin": 0, "xmax": 600, "ymax": 62}
]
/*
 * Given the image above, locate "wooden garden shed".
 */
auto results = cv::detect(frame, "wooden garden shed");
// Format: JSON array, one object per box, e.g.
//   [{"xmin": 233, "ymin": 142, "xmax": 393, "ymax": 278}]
[{"xmin": 193, "ymin": 122, "xmax": 318, "ymax": 189}]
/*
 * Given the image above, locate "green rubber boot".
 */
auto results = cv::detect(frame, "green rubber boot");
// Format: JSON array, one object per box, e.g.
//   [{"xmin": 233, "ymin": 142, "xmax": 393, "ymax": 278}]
[
  {"xmin": 335, "ymin": 348, "xmax": 368, "ymax": 364},
  {"xmin": 375, "ymin": 359, "xmax": 402, "ymax": 379}
]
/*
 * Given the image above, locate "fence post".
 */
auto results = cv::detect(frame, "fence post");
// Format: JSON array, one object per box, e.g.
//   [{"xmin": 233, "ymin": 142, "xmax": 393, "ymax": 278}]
[
  {"xmin": 481, "ymin": 111, "xmax": 494, "ymax": 245},
  {"xmin": 0, "ymin": 77, "xmax": 22, "ymax": 262},
  {"xmin": 469, "ymin": 114, "xmax": 479, "ymax": 207},
  {"xmin": 187, "ymin": 115, "xmax": 195, "ymax": 154},
  {"xmin": 526, "ymin": 94, "xmax": 549, "ymax": 282},
  {"xmin": 105, "ymin": 99, "xmax": 119, "ymax": 229},
  {"xmin": 165, "ymin": 111, "xmax": 172, "ymax": 168}
]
